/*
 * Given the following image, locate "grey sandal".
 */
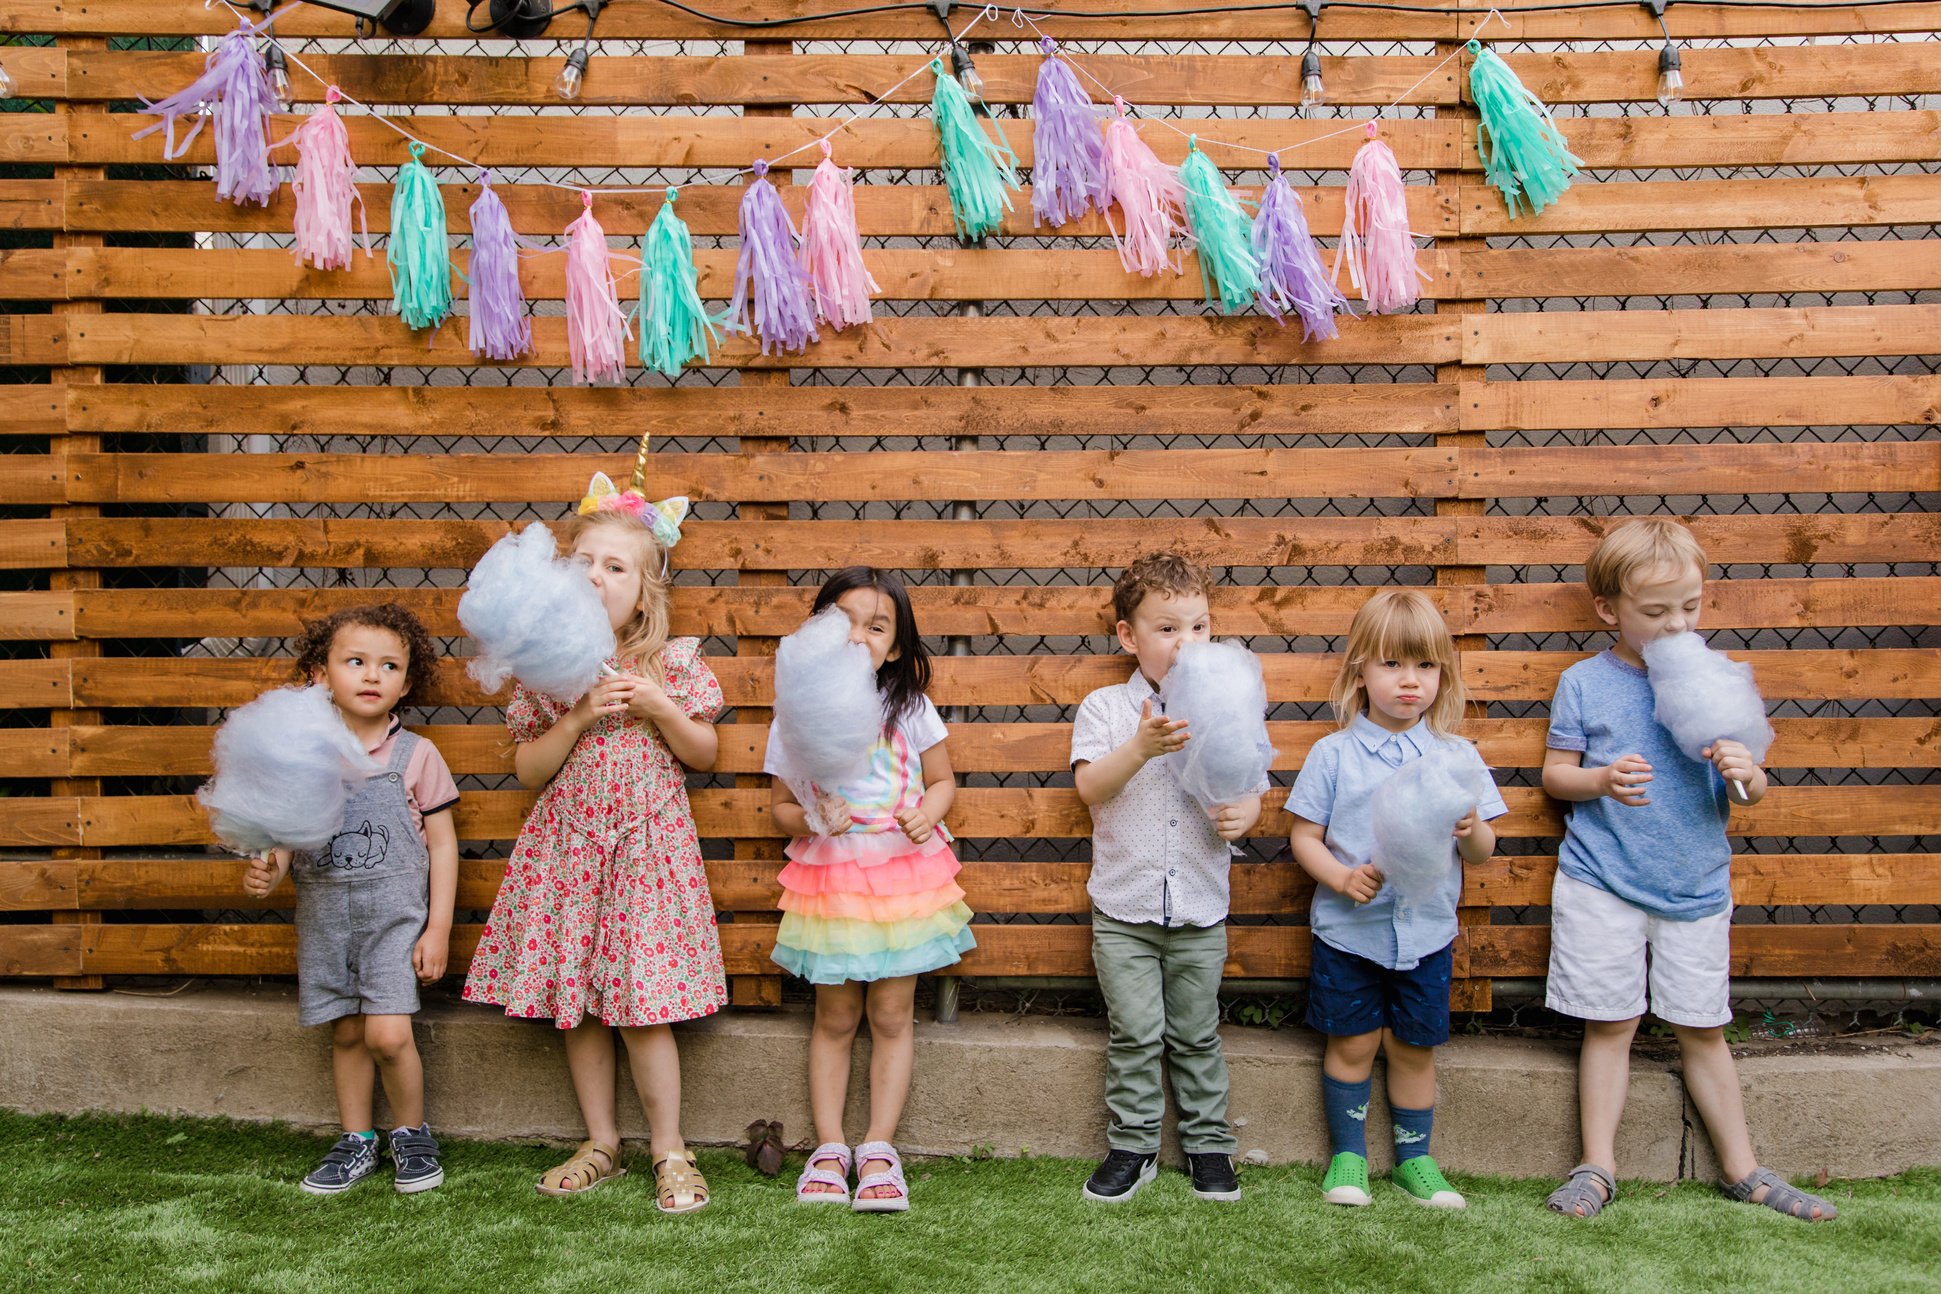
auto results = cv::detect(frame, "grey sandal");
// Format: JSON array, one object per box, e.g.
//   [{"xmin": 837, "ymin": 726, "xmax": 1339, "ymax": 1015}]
[
  {"xmin": 1722, "ymin": 1166, "xmax": 1838, "ymax": 1222},
  {"xmin": 1545, "ymin": 1162, "xmax": 1616, "ymax": 1218}
]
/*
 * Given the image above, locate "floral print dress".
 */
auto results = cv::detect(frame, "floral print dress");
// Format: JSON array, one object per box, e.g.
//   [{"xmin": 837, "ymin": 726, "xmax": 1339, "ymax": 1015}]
[{"xmin": 463, "ymin": 637, "xmax": 728, "ymax": 1028}]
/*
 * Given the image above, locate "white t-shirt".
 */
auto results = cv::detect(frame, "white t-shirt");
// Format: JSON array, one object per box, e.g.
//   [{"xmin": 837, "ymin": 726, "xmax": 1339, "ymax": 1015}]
[{"xmin": 765, "ymin": 695, "xmax": 948, "ymax": 834}]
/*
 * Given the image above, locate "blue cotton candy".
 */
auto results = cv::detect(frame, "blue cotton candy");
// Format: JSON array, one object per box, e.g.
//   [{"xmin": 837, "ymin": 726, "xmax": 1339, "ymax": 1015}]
[
  {"xmin": 1369, "ymin": 746, "xmax": 1493, "ymax": 904},
  {"xmin": 771, "ymin": 606, "xmax": 881, "ymax": 795},
  {"xmin": 197, "ymin": 684, "xmax": 380, "ymax": 854},
  {"xmin": 1641, "ymin": 631, "xmax": 1775, "ymax": 765},
  {"xmin": 1160, "ymin": 640, "xmax": 1276, "ymax": 811},
  {"xmin": 460, "ymin": 523, "xmax": 616, "ymax": 701}
]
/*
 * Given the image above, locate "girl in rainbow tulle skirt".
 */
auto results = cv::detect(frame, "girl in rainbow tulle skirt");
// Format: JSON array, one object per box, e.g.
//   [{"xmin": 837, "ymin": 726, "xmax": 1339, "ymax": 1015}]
[{"xmin": 766, "ymin": 568, "xmax": 974, "ymax": 1213}]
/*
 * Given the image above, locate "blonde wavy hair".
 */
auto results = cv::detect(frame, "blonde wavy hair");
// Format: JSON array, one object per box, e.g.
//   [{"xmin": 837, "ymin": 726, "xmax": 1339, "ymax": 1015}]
[
  {"xmin": 556, "ymin": 509, "xmax": 672, "ymax": 684},
  {"xmin": 1329, "ymin": 589, "xmax": 1467, "ymax": 737}
]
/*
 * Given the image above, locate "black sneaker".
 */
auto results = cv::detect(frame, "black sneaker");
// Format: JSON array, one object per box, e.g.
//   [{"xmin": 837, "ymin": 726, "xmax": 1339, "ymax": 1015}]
[
  {"xmin": 388, "ymin": 1123, "xmax": 445, "ymax": 1194},
  {"xmin": 1188, "ymin": 1151, "xmax": 1242, "ymax": 1202},
  {"xmin": 301, "ymin": 1133, "xmax": 379, "ymax": 1196},
  {"xmin": 1082, "ymin": 1149, "xmax": 1158, "ymax": 1202}
]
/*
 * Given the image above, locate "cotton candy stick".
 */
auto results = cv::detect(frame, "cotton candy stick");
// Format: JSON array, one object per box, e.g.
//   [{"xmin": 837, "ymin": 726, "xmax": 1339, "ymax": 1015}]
[
  {"xmin": 1368, "ymin": 746, "xmax": 1493, "ymax": 904},
  {"xmin": 771, "ymin": 607, "xmax": 881, "ymax": 830},
  {"xmin": 459, "ymin": 523, "xmax": 616, "ymax": 701},
  {"xmin": 197, "ymin": 684, "xmax": 380, "ymax": 855},
  {"xmin": 1159, "ymin": 640, "xmax": 1276, "ymax": 812},
  {"xmin": 1641, "ymin": 631, "xmax": 1775, "ymax": 798}
]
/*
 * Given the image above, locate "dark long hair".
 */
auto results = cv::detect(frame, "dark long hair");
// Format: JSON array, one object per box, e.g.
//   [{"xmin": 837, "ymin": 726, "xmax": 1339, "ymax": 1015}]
[{"xmin": 810, "ymin": 567, "xmax": 931, "ymax": 733}]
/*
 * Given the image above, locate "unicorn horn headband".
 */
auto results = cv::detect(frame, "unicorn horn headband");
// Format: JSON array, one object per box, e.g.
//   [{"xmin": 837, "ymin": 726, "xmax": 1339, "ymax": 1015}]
[{"xmin": 577, "ymin": 430, "xmax": 688, "ymax": 553}]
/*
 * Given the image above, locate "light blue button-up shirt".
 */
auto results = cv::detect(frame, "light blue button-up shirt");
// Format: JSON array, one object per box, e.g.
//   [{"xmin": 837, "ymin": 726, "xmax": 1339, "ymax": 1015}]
[{"xmin": 1286, "ymin": 713, "xmax": 1508, "ymax": 971}]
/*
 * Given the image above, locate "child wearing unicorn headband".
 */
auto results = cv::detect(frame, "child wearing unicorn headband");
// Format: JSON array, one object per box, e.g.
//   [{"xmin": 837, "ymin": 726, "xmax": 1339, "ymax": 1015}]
[
  {"xmin": 768, "ymin": 568, "xmax": 975, "ymax": 1213},
  {"xmin": 463, "ymin": 471, "xmax": 727, "ymax": 1214}
]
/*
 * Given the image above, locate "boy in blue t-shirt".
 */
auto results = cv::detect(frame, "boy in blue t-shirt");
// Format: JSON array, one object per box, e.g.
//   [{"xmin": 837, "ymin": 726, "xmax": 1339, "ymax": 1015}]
[{"xmin": 1541, "ymin": 519, "xmax": 1835, "ymax": 1223}]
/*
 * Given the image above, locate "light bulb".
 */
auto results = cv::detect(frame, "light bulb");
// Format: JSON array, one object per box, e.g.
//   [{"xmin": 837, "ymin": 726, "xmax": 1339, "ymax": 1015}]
[
  {"xmin": 950, "ymin": 43, "xmax": 986, "ymax": 110},
  {"xmin": 1300, "ymin": 46, "xmax": 1324, "ymax": 110},
  {"xmin": 0, "ymin": 62, "xmax": 15, "ymax": 102},
  {"xmin": 265, "ymin": 45, "xmax": 295, "ymax": 113},
  {"xmin": 1656, "ymin": 43, "xmax": 1684, "ymax": 108},
  {"xmin": 554, "ymin": 48, "xmax": 590, "ymax": 102}
]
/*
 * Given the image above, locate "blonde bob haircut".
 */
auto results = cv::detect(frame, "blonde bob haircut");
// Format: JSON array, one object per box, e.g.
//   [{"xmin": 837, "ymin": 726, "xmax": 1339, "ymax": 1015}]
[
  {"xmin": 555, "ymin": 509, "xmax": 672, "ymax": 684},
  {"xmin": 1330, "ymin": 589, "xmax": 1467, "ymax": 737},
  {"xmin": 1583, "ymin": 517, "xmax": 1708, "ymax": 602}
]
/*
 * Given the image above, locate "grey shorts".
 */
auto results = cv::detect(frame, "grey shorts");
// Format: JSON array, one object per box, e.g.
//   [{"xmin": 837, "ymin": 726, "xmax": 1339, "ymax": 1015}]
[{"xmin": 294, "ymin": 870, "xmax": 429, "ymax": 1027}]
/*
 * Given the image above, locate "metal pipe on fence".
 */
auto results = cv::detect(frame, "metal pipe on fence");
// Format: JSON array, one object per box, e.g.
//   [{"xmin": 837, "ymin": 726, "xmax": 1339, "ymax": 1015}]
[{"xmin": 949, "ymin": 977, "xmax": 1941, "ymax": 1004}]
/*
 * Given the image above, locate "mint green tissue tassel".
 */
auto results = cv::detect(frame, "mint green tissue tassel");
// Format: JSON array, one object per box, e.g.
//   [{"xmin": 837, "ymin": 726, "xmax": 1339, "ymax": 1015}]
[
  {"xmin": 1468, "ymin": 39, "xmax": 1581, "ymax": 218},
  {"xmin": 637, "ymin": 188, "xmax": 719, "ymax": 378},
  {"xmin": 929, "ymin": 58, "xmax": 1020, "ymax": 242},
  {"xmin": 388, "ymin": 141, "xmax": 453, "ymax": 329},
  {"xmin": 1178, "ymin": 138, "xmax": 1261, "ymax": 314}
]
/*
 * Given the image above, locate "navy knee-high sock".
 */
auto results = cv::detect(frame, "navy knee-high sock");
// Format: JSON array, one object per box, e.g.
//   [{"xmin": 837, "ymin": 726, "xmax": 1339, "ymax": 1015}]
[
  {"xmin": 1321, "ymin": 1073, "xmax": 1372, "ymax": 1158},
  {"xmin": 1391, "ymin": 1103, "xmax": 1434, "ymax": 1163}
]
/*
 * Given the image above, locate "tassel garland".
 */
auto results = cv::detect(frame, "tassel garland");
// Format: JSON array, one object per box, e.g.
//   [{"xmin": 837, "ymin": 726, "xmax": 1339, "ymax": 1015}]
[
  {"xmin": 726, "ymin": 159, "xmax": 820, "ymax": 356},
  {"xmin": 1029, "ymin": 37, "xmax": 1108, "ymax": 228},
  {"xmin": 287, "ymin": 88, "xmax": 365, "ymax": 271},
  {"xmin": 1101, "ymin": 97, "xmax": 1187, "ymax": 276},
  {"xmin": 1468, "ymin": 39, "xmax": 1581, "ymax": 218},
  {"xmin": 388, "ymin": 141, "xmax": 454, "ymax": 330},
  {"xmin": 465, "ymin": 171, "xmax": 533, "ymax": 361},
  {"xmin": 1177, "ymin": 137, "xmax": 1261, "ymax": 314},
  {"xmin": 930, "ymin": 57, "xmax": 1021, "ymax": 242},
  {"xmin": 1332, "ymin": 123, "xmax": 1429, "ymax": 315},
  {"xmin": 563, "ymin": 191, "xmax": 629, "ymax": 385},
  {"xmin": 133, "ymin": 22, "xmax": 278, "ymax": 207},
  {"xmin": 637, "ymin": 187, "xmax": 719, "ymax": 378},
  {"xmin": 1252, "ymin": 154, "xmax": 1349, "ymax": 342},
  {"xmin": 801, "ymin": 142, "xmax": 878, "ymax": 331}
]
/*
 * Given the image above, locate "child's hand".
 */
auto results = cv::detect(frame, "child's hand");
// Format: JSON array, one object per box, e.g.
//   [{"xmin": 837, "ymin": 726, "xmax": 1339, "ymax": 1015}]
[
  {"xmin": 812, "ymin": 791, "xmax": 854, "ymax": 837},
  {"xmin": 616, "ymin": 672, "xmax": 676, "ymax": 725},
  {"xmin": 1132, "ymin": 699, "xmax": 1190, "ymax": 762},
  {"xmin": 1702, "ymin": 739, "xmax": 1759, "ymax": 789},
  {"xmin": 1599, "ymin": 753, "xmax": 1653, "ymax": 807},
  {"xmin": 1209, "ymin": 802, "xmax": 1251, "ymax": 841},
  {"xmin": 1452, "ymin": 808, "xmax": 1479, "ymax": 839},
  {"xmin": 1340, "ymin": 863, "xmax": 1385, "ymax": 904},
  {"xmin": 412, "ymin": 929, "xmax": 449, "ymax": 984},
  {"xmin": 570, "ymin": 676, "xmax": 633, "ymax": 727},
  {"xmin": 242, "ymin": 848, "xmax": 291, "ymax": 898},
  {"xmin": 895, "ymin": 803, "xmax": 935, "ymax": 844}
]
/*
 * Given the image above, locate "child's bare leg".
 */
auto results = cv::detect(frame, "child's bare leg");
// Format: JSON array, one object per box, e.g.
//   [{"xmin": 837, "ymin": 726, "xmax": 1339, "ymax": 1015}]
[
  {"xmin": 1323, "ymin": 1030, "xmax": 1382, "ymax": 1084},
  {"xmin": 1562, "ymin": 1016, "xmax": 1639, "ymax": 1214},
  {"xmin": 1382, "ymin": 1033, "xmax": 1436, "ymax": 1110},
  {"xmin": 859, "ymin": 976, "xmax": 917, "ymax": 1199},
  {"xmin": 1670, "ymin": 1025, "xmax": 1758, "ymax": 1182},
  {"xmin": 362, "ymin": 1013, "xmax": 424, "ymax": 1128},
  {"xmin": 562, "ymin": 1019, "xmax": 620, "ymax": 1147},
  {"xmin": 330, "ymin": 1014, "xmax": 376, "ymax": 1132},
  {"xmin": 805, "ymin": 983, "xmax": 866, "ymax": 1192},
  {"xmin": 618, "ymin": 1023, "xmax": 684, "ymax": 1160}
]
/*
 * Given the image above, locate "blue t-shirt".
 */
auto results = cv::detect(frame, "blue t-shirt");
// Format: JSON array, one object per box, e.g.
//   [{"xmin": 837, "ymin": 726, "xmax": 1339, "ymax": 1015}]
[
  {"xmin": 1286, "ymin": 713, "xmax": 1508, "ymax": 972},
  {"xmin": 1548, "ymin": 650, "xmax": 1732, "ymax": 921}
]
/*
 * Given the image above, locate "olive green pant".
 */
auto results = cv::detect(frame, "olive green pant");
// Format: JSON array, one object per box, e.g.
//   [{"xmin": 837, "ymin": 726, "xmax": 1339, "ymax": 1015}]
[{"xmin": 1091, "ymin": 911, "xmax": 1236, "ymax": 1155}]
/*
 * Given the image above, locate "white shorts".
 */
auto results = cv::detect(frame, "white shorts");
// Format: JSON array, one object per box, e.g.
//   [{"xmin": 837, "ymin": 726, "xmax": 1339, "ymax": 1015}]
[{"xmin": 1544, "ymin": 869, "xmax": 1733, "ymax": 1029}]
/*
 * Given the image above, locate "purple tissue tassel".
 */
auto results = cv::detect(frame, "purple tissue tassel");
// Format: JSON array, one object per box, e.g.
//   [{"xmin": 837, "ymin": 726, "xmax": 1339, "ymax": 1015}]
[
  {"xmin": 466, "ymin": 172, "xmax": 534, "ymax": 361},
  {"xmin": 725, "ymin": 160, "xmax": 819, "ymax": 357},
  {"xmin": 133, "ymin": 21, "xmax": 278, "ymax": 207},
  {"xmin": 1253, "ymin": 154, "xmax": 1350, "ymax": 342},
  {"xmin": 1030, "ymin": 37, "xmax": 1107, "ymax": 228}
]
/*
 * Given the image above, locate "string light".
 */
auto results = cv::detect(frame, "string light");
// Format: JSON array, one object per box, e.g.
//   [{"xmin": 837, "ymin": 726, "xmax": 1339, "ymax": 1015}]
[
  {"xmin": 264, "ymin": 42, "xmax": 296, "ymax": 112},
  {"xmin": 1645, "ymin": 0, "xmax": 1685, "ymax": 108},
  {"xmin": 1299, "ymin": 0, "xmax": 1325, "ymax": 112}
]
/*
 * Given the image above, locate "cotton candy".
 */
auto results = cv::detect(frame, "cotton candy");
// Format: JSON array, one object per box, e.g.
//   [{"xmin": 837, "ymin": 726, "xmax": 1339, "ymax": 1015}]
[
  {"xmin": 1369, "ymin": 745, "xmax": 1494, "ymax": 905},
  {"xmin": 197, "ymin": 684, "xmax": 380, "ymax": 855},
  {"xmin": 1159, "ymin": 640, "xmax": 1276, "ymax": 811},
  {"xmin": 459, "ymin": 522, "xmax": 616, "ymax": 701},
  {"xmin": 1641, "ymin": 632, "xmax": 1775, "ymax": 767},
  {"xmin": 770, "ymin": 606, "xmax": 882, "ymax": 814}
]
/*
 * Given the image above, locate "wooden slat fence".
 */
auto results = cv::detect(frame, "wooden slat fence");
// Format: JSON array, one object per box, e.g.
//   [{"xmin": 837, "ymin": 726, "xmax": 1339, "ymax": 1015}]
[{"xmin": 0, "ymin": 1, "xmax": 1935, "ymax": 1008}]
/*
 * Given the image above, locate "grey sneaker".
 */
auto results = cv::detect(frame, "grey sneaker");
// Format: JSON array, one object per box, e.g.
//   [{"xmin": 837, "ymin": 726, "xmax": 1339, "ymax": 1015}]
[
  {"xmin": 301, "ymin": 1133, "xmax": 379, "ymax": 1196},
  {"xmin": 388, "ymin": 1123, "xmax": 445, "ymax": 1194}
]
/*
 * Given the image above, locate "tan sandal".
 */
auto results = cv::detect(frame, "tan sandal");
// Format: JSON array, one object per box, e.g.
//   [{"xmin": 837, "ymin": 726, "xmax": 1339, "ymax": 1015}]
[
  {"xmin": 652, "ymin": 1149, "xmax": 710, "ymax": 1214},
  {"xmin": 536, "ymin": 1139, "xmax": 625, "ymax": 1197}
]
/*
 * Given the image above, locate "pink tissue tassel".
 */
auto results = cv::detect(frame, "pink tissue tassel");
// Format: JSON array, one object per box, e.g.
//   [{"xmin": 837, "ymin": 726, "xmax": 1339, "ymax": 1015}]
[
  {"xmin": 287, "ymin": 89, "xmax": 366, "ymax": 272},
  {"xmin": 1100, "ymin": 97, "xmax": 1188, "ymax": 277},
  {"xmin": 562, "ymin": 192, "xmax": 629, "ymax": 385},
  {"xmin": 1332, "ymin": 123, "xmax": 1431, "ymax": 315},
  {"xmin": 801, "ymin": 142, "xmax": 878, "ymax": 331}
]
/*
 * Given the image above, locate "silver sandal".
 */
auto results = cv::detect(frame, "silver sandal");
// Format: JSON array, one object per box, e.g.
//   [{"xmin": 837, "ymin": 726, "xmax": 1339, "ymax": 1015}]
[
  {"xmin": 1722, "ymin": 1166, "xmax": 1838, "ymax": 1222},
  {"xmin": 794, "ymin": 1141, "xmax": 852, "ymax": 1204},
  {"xmin": 1545, "ymin": 1162, "xmax": 1616, "ymax": 1218}
]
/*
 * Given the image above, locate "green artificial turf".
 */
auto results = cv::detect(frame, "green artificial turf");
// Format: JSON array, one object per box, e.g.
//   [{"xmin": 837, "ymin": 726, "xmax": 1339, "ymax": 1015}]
[{"xmin": 1, "ymin": 1111, "xmax": 1934, "ymax": 1294}]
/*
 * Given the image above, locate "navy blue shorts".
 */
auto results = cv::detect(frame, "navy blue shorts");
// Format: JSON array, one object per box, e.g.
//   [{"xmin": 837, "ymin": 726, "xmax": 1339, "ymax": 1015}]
[{"xmin": 1305, "ymin": 936, "xmax": 1453, "ymax": 1047}]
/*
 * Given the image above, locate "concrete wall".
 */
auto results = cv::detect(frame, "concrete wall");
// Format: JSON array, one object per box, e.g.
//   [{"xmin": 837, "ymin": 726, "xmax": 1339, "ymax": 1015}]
[{"xmin": 2, "ymin": 985, "xmax": 1935, "ymax": 1180}]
